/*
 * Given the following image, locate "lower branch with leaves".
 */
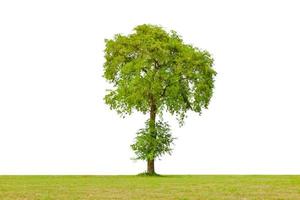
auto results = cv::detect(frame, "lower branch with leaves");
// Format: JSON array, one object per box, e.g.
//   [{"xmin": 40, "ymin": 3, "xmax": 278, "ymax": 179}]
[{"xmin": 131, "ymin": 120, "xmax": 176, "ymax": 175}]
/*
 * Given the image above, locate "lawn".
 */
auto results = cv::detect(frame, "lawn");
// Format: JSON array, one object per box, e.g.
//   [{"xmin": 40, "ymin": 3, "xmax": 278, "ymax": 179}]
[{"xmin": 0, "ymin": 175, "xmax": 300, "ymax": 200}]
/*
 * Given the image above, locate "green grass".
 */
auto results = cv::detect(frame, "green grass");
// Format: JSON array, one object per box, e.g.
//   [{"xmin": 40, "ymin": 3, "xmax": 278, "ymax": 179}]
[{"xmin": 1, "ymin": 175, "xmax": 300, "ymax": 199}]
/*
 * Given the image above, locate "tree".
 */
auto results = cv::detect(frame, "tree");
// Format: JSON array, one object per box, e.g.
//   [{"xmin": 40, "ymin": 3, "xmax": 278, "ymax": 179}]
[{"xmin": 103, "ymin": 24, "xmax": 216, "ymax": 175}]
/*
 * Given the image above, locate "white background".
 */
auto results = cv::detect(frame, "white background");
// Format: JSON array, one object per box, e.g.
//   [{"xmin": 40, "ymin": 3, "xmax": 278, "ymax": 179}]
[{"xmin": 0, "ymin": 0, "xmax": 300, "ymax": 175}]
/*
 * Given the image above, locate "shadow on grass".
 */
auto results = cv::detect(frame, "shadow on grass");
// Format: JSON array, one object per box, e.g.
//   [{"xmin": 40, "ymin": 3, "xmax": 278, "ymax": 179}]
[{"xmin": 137, "ymin": 172, "xmax": 162, "ymax": 177}]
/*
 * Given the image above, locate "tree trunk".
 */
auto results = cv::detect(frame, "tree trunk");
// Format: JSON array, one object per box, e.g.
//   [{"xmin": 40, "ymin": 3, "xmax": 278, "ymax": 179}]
[
  {"xmin": 147, "ymin": 98, "xmax": 156, "ymax": 174},
  {"xmin": 147, "ymin": 159, "xmax": 155, "ymax": 174}
]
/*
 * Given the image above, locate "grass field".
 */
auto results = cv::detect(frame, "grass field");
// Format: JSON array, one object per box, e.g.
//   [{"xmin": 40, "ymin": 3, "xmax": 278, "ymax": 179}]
[{"xmin": 0, "ymin": 175, "xmax": 300, "ymax": 200}]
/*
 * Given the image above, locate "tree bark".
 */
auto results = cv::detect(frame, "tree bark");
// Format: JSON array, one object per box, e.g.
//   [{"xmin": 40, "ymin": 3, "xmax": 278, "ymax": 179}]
[
  {"xmin": 147, "ymin": 159, "xmax": 155, "ymax": 174},
  {"xmin": 147, "ymin": 98, "xmax": 156, "ymax": 174}
]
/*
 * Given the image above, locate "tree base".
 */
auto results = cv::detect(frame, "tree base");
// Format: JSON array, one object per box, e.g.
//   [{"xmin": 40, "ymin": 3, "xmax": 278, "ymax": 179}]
[{"xmin": 137, "ymin": 172, "xmax": 160, "ymax": 176}]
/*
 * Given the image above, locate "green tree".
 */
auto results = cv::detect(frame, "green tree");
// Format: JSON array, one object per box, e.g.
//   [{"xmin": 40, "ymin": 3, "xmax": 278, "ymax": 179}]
[{"xmin": 103, "ymin": 24, "xmax": 216, "ymax": 174}]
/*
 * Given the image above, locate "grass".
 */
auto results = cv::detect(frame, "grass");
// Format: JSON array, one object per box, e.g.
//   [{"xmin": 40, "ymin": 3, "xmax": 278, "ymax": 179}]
[{"xmin": 0, "ymin": 175, "xmax": 300, "ymax": 199}]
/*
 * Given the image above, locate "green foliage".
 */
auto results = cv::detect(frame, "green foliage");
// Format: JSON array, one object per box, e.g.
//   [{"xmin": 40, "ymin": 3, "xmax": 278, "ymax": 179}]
[
  {"xmin": 131, "ymin": 120, "xmax": 175, "ymax": 161},
  {"xmin": 103, "ymin": 24, "xmax": 216, "ymax": 124}
]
